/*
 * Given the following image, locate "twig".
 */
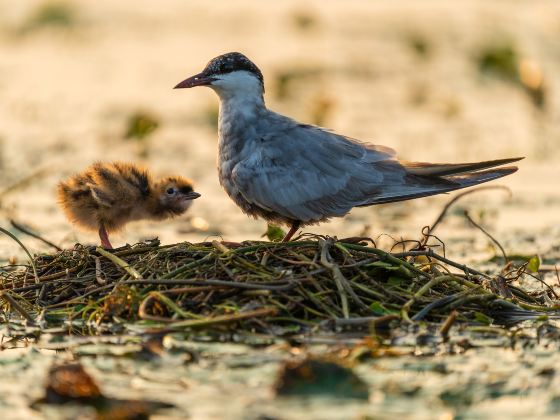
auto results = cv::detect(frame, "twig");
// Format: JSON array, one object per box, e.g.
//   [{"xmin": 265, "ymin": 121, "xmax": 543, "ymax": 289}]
[
  {"xmin": 339, "ymin": 242, "xmax": 430, "ymax": 279},
  {"xmin": 0, "ymin": 226, "xmax": 39, "ymax": 284},
  {"xmin": 440, "ymin": 310, "xmax": 458, "ymax": 337},
  {"xmin": 120, "ymin": 278, "xmax": 298, "ymax": 291},
  {"xmin": 139, "ymin": 291, "xmax": 204, "ymax": 322},
  {"xmin": 333, "ymin": 315, "xmax": 399, "ymax": 327},
  {"xmin": 212, "ymin": 240, "xmax": 231, "ymax": 253},
  {"xmin": 162, "ymin": 253, "xmax": 215, "ymax": 279},
  {"xmin": 416, "ymin": 185, "xmax": 511, "ymax": 249},
  {"xmin": 45, "ymin": 278, "xmax": 299, "ymax": 308},
  {"xmin": 94, "ymin": 257, "xmax": 105, "ymax": 285},
  {"xmin": 442, "ymin": 294, "xmax": 497, "ymax": 313},
  {"xmin": 401, "ymin": 275, "xmax": 459, "ymax": 321},
  {"xmin": 463, "ymin": 211, "xmax": 508, "ymax": 262},
  {"xmin": 96, "ymin": 247, "xmax": 142, "ymax": 280},
  {"xmin": 319, "ymin": 239, "xmax": 349, "ymax": 318},
  {"xmin": 0, "ymin": 291, "xmax": 36, "ymax": 324},
  {"xmin": 9, "ymin": 220, "xmax": 62, "ymax": 251},
  {"xmin": 392, "ymin": 249, "xmax": 491, "ymax": 279},
  {"xmin": 412, "ymin": 294, "xmax": 459, "ymax": 321},
  {"xmin": 138, "ymin": 286, "xmax": 220, "ymax": 322},
  {"xmin": 155, "ymin": 307, "xmax": 278, "ymax": 332}
]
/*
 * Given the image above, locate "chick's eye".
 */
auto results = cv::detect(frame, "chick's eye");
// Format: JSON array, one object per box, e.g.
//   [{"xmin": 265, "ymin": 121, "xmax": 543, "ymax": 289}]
[{"xmin": 166, "ymin": 187, "xmax": 175, "ymax": 195}]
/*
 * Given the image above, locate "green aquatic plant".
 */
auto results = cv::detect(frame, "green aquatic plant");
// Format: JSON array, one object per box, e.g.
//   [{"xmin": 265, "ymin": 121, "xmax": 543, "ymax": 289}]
[
  {"xmin": 124, "ymin": 111, "xmax": 160, "ymax": 141},
  {"xmin": 262, "ymin": 224, "xmax": 286, "ymax": 242},
  {"xmin": 476, "ymin": 42, "xmax": 546, "ymax": 109},
  {"xmin": 478, "ymin": 44, "xmax": 519, "ymax": 82},
  {"xmin": 21, "ymin": 1, "xmax": 76, "ymax": 33}
]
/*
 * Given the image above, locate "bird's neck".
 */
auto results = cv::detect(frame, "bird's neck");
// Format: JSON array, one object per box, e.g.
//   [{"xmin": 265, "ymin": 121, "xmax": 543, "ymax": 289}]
[
  {"xmin": 217, "ymin": 93, "xmax": 265, "ymax": 153},
  {"xmin": 143, "ymin": 194, "xmax": 173, "ymax": 220},
  {"xmin": 218, "ymin": 92, "xmax": 265, "ymax": 123}
]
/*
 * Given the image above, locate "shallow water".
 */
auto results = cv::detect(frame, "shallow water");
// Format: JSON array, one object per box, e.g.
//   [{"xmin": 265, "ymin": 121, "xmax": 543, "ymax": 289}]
[{"xmin": 1, "ymin": 326, "xmax": 559, "ymax": 419}]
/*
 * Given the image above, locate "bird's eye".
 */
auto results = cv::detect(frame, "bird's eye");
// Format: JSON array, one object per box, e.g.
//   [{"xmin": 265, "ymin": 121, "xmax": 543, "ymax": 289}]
[{"xmin": 166, "ymin": 187, "xmax": 175, "ymax": 195}]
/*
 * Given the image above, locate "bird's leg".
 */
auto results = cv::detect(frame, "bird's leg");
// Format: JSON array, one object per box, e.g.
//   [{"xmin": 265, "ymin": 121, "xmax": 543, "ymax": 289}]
[
  {"xmin": 98, "ymin": 224, "xmax": 113, "ymax": 249},
  {"xmin": 282, "ymin": 221, "xmax": 301, "ymax": 242}
]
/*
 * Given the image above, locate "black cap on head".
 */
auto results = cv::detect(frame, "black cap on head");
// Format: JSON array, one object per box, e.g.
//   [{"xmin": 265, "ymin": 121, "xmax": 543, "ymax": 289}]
[
  {"xmin": 174, "ymin": 52, "xmax": 264, "ymax": 90},
  {"xmin": 202, "ymin": 52, "xmax": 264, "ymax": 86}
]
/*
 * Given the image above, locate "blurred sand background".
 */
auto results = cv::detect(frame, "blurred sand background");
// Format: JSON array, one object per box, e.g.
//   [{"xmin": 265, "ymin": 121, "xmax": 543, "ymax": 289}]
[{"xmin": 0, "ymin": 0, "xmax": 559, "ymax": 259}]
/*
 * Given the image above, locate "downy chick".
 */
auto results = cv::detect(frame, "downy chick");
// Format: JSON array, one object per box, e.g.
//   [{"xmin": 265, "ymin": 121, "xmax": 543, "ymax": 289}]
[{"xmin": 58, "ymin": 162, "xmax": 201, "ymax": 249}]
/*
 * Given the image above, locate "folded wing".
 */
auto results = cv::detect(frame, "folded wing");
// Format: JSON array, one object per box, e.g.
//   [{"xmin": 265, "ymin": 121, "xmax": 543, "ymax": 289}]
[{"xmin": 232, "ymin": 120, "xmax": 521, "ymax": 222}]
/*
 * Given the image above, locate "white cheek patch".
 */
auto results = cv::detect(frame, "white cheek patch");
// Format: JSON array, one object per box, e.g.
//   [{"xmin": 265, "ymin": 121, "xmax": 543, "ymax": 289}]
[{"xmin": 211, "ymin": 71, "xmax": 262, "ymax": 96}]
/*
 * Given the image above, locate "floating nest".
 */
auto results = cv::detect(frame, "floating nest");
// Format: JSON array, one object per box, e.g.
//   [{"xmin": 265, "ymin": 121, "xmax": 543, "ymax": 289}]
[{"xmin": 0, "ymin": 235, "xmax": 557, "ymax": 339}]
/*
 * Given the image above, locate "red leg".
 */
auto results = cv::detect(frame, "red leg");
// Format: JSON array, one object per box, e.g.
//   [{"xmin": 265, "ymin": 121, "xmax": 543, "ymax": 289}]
[
  {"xmin": 98, "ymin": 224, "xmax": 113, "ymax": 249},
  {"xmin": 282, "ymin": 221, "xmax": 301, "ymax": 242}
]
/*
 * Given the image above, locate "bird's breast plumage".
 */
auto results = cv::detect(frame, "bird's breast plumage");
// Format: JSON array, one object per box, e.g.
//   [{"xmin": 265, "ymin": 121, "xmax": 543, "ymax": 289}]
[{"xmin": 217, "ymin": 104, "xmax": 294, "ymax": 224}]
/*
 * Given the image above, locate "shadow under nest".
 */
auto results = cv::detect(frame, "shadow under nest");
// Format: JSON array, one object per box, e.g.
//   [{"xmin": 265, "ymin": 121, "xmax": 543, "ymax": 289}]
[{"xmin": 0, "ymin": 234, "xmax": 558, "ymax": 340}]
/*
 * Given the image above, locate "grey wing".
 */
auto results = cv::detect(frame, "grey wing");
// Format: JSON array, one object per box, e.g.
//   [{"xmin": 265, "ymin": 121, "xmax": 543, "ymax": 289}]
[
  {"xmin": 231, "ymin": 115, "xmax": 520, "ymax": 222},
  {"xmin": 231, "ymin": 123, "xmax": 407, "ymax": 222}
]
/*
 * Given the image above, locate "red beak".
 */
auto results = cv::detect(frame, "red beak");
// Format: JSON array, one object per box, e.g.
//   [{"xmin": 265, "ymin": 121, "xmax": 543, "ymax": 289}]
[{"xmin": 174, "ymin": 72, "xmax": 215, "ymax": 89}]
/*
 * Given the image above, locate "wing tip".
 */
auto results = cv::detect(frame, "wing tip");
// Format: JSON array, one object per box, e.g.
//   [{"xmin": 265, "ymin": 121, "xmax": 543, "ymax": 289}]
[
  {"xmin": 502, "ymin": 157, "xmax": 524, "ymax": 165},
  {"xmin": 452, "ymin": 165, "xmax": 519, "ymax": 185},
  {"xmin": 404, "ymin": 156, "xmax": 525, "ymax": 177}
]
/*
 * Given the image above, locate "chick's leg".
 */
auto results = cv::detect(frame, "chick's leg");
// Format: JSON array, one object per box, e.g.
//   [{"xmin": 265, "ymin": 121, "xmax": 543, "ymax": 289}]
[
  {"xmin": 98, "ymin": 224, "xmax": 113, "ymax": 249},
  {"xmin": 282, "ymin": 221, "xmax": 301, "ymax": 242}
]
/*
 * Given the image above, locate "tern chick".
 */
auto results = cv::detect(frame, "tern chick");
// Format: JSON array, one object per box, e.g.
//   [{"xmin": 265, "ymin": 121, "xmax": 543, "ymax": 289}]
[
  {"xmin": 58, "ymin": 162, "xmax": 200, "ymax": 249},
  {"xmin": 175, "ymin": 52, "xmax": 522, "ymax": 241}
]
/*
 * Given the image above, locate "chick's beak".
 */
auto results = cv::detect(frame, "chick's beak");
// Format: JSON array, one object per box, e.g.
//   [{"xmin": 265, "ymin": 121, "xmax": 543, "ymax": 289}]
[
  {"xmin": 181, "ymin": 191, "xmax": 201, "ymax": 200},
  {"xmin": 174, "ymin": 72, "xmax": 215, "ymax": 89}
]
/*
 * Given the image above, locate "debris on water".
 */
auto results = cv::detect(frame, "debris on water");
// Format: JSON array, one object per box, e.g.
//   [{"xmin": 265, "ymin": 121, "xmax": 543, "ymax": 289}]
[
  {"xmin": 405, "ymin": 32, "xmax": 432, "ymax": 59},
  {"xmin": 20, "ymin": 1, "xmax": 77, "ymax": 34},
  {"xmin": 44, "ymin": 363, "xmax": 102, "ymax": 404},
  {"xmin": 124, "ymin": 111, "xmax": 160, "ymax": 141},
  {"xmin": 274, "ymin": 358, "xmax": 369, "ymax": 400},
  {"xmin": 478, "ymin": 43, "xmax": 519, "ymax": 82},
  {"xmin": 34, "ymin": 361, "xmax": 173, "ymax": 418},
  {"xmin": 290, "ymin": 8, "xmax": 319, "ymax": 32},
  {"xmin": 476, "ymin": 42, "xmax": 547, "ymax": 109}
]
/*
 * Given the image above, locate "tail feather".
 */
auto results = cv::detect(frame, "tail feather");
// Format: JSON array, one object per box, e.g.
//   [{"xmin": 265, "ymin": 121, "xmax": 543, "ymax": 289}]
[
  {"xmin": 403, "ymin": 157, "xmax": 524, "ymax": 177},
  {"xmin": 444, "ymin": 166, "xmax": 518, "ymax": 186},
  {"xmin": 359, "ymin": 166, "xmax": 519, "ymax": 206}
]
